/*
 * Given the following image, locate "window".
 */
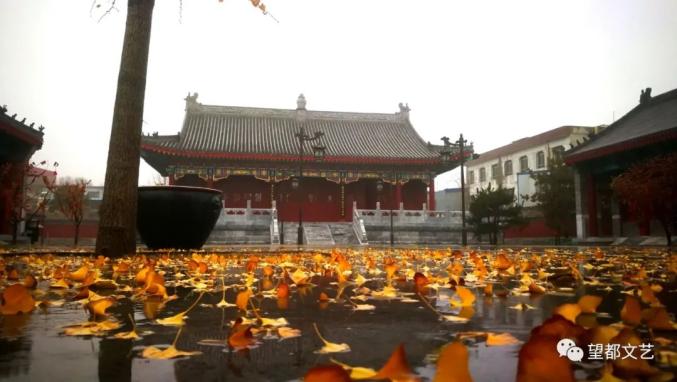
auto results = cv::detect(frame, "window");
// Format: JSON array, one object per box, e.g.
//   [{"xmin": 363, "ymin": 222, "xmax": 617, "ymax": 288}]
[
  {"xmin": 519, "ymin": 156, "xmax": 529, "ymax": 172},
  {"xmin": 468, "ymin": 170, "xmax": 475, "ymax": 185},
  {"xmin": 504, "ymin": 160, "xmax": 513, "ymax": 176},
  {"xmin": 536, "ymin": 151, "xmax": 545, "ymax": 168},
  {"xmin": 254, "ymin": 193, "xmax": 262, "ymax": 202},
  {"xmin": 491, "ymin": 164, "xmax": 499, "ymax": 179},
  {"xmin": 552, "ymin": 145, "xmax": 565, "ymax": 160},
  {"xmin": 479, "ymin": 167, "xmax": 486, "ymax": 182}
]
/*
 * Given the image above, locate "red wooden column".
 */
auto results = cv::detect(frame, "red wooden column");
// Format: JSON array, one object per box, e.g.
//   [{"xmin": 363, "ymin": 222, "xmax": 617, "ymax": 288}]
[
  {"xmin": 270, "ymin": 182, "xmax": 275, "ymax": 206},
  {"xmin": 340, "ymin": 182, "xmax": 345, "ymax": 219},
  {"xmin": 168, "ymin": 174, "xmax": 175, "ymax": 185},
  {"xmin": 395, "ymin": 181, "xmax": 402, "ymax": 209},
  {"xmin": 207, "ymin": 175, "xmax": 214, "ymax": 189},
  {"xmin": 428, "ymin": 181, "xmax": 436, "ymax": 211},
  {"xmin": 586, "ymin": 173, "xmax": 598, "ymax": 236}
]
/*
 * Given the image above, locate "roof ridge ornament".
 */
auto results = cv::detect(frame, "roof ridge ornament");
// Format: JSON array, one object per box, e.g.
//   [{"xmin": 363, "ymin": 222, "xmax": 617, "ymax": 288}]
[
  {"xmin": 297, "ymin": 93, "xmax": 307, "ymax": 110},
  {"xmin": 639, "ymin": 87, "xmax": 652, "ymax": 104},
  {"xmin": 398, "ymin": 102, "xmax": 410, "ymax": 121},
  {"xmin": 185, "ymin": 92, "xmax": 200, "ymax": 111}
]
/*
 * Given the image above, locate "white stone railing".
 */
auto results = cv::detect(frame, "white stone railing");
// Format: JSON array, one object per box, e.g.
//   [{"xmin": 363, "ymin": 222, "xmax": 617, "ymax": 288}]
[
  {"xmin": 270, "ymin": 202, "xmax": 280, "ymax": 244},
  {"xmin": 352, "ymin": 207, "xmax": 368, "ymax": 245},
  {"xmin": 356, "ymin": 204, "xmax": 463, "ymax": 228},
  {"xmin": 215, "ymin": 200, "xmax": 276, "ymax": 227}
]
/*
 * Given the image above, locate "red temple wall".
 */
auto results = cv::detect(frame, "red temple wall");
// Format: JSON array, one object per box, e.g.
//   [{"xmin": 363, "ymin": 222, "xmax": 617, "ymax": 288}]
[
  {"xmin": 173, "ymin": 174, "xmax": 432, "ymax": 222},
  {"xmin": 402, "ymin": 180, "xmax": 427, "ymax": 210},
  {"xmin": 276, "ymin": 178, "xmax": 340, "ymax": 221},
  {"xmin": 215, "ymin": 175, "xmax": 271, "ymax": 209}
]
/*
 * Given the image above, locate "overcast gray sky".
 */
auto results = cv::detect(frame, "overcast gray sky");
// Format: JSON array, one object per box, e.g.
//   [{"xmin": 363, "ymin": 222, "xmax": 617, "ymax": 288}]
[{"xmin": 1, "ymin": 0, "xmax": 676, "ymax": 189}]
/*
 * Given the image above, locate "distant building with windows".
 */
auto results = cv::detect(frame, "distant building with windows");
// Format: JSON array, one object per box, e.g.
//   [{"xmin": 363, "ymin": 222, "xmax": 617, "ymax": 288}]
[{"xmin": 466, "ymin": 126, "xmax": 603, "ymax": 206}]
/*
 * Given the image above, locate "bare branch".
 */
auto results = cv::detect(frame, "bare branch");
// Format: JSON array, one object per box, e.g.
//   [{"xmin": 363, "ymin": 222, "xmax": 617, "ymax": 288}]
[{"xmin": 98, "ymin": 0, "xmax": 119, "ymax": 23}]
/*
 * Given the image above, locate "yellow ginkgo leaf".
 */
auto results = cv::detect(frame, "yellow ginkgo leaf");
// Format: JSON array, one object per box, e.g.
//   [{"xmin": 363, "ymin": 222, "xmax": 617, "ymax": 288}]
[
  {"xmin": 434, "ymin": 342, "xmax": 472, "ymax": 382},
  {"xmin": 142, "ymin": 328, "xmax": 201, "ymax": 359},
  {"xmin": 1, "ymin": 284, "xmax": 36, "ymax": 315},
  {"xmin": 87, "ymin": 297, "xmax": 114, "ymax": 317},
  {"xmin": 236, "ymin": 289, "xmax": 252, "ymax": 311},
  {"xmin": 330, "ymin": 358, "xmax": 377, "ymax": 380},
  {"xmin": 451, "ymin": 286, "xmax": 476, "ymax": 307},
  {"xmin": 554, "ymin": 303, "xmax": 582, "ymax": 323},
  {"xmin": 486, "ymin": 332, "xmax": 521, "ymax": 346},
  {"xmin": 290, "ymin": 268, "xmax": 309, "ymax": 285},
  {"xmin": 68, "ymin": 265, "xmax": 89, "ymax": 282},
  {"xmin": 142, "ymin": 345, "xmax": 201, "ymax": 359},
  {"xmin": 63, "ymin": 320, "xmax": 120, "ymax": 336},
  {"xmin": 278, "ymin": 327, "xmax": 301, "ymax": 340},
  {"xmin": 156, "ymin": 292, "xmax": 203, "ymax": 326},
  {"xmin": 50, "ymin": 279, "xmax": 70, "ymax": 289},
  {"xmin": 313, "ymin": 323, "xmax": 350, "ymax": 354},
  {"xmin": 578, "ymin": 295, "xmax": 603, "ymax": 313}
]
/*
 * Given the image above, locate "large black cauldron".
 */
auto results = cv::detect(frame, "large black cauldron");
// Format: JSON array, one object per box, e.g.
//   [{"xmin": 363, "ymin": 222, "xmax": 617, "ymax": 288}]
[{"xmin": 137, "ymin": 186, "xmax": 222, "ymax": 250}]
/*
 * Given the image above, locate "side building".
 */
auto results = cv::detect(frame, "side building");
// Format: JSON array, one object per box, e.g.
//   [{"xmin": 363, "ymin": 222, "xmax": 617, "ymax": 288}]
[
  {"xmin": 466, "ymin": 126, "xmax": 602, "ymax": 205},
  {"xmin": 0, "ymin": 105, "xmax": 45, "ymax": 242},
  {"xmin": 465, "ymin": 125, "xmax": 603, "ymax": 240},
  {"xmin": 565, "ymin": 87, "xmax": 677, "ymax": 244}
]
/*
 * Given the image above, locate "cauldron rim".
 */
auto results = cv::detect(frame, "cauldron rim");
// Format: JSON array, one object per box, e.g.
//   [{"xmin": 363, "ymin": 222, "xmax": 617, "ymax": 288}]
[{"xmin": 138, "ymin": 185, "xmax": 221, "ymax": 194}]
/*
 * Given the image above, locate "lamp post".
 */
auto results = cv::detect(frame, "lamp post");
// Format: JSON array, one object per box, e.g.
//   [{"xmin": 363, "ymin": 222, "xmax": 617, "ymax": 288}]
[
  {"xmin": 376, "ymin": 179, "xmax": 395, "ymax": 246},
  {"xmin": 292, "ymin": 104, "xmax": 326, "ymax": 246},
  {"xmin": 441, "ymin": 134, "xmax": 468, "ymax": 246}
]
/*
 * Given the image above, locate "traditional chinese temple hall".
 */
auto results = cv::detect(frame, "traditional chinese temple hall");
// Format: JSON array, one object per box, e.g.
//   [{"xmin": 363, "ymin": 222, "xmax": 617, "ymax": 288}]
[{"xmin": 141, "ymin": 94, "xmax": 466, "ymax": 223}]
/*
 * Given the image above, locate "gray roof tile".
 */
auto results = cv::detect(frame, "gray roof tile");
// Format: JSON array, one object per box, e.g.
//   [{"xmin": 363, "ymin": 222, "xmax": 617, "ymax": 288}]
[{"xmin": 142, "ymin": 101, "xmax": 442, "ymax": 161}]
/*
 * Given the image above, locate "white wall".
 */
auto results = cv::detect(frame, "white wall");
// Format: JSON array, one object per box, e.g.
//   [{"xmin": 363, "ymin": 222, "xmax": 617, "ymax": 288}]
[{"xmin": 465, "ymin": 127, "xmax": 593, "ymax": 206}]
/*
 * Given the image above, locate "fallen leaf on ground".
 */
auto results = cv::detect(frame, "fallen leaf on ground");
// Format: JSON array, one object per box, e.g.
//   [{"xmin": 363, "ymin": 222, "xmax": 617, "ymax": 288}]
[
  {"xmin": 87, "ymin": 297, "xmax": 114, "ymax": 317},
  {"xmin": 451, "ymin": 286, "xmax": 476, "ymax": 307},
  {"xmin": 371, "ymin": 343, "xmax": 417, "ymax": 381},
  {"xmin": 620, "ymin": 295, "xmax": 641, "ymax": 326},
  {"xmin": 578, "ymin": 295, "xmax": 603, "ymax": 313},
  {"xmin": 553, "ymin": 303, "xmax": 582, "ymax": 323},
  {"xmin": 156, "ymin": 292, "xmax": 203, "ymax": 326},
  {"xmin": 142, "ymin": 328, "xmax": 201, "ymax": 359},
  {"xmin": 434, "ymin": 341, "xmax": 472, "ymax": 382},
  {"xmin": 304, "ymin": 364, "xmax": 352, "ymax": 382},
  {"xmin": 517, "ymin": 335, "xmax": 574, "ymax": 382},
  {"xmin": 313, "ymin": 323, "xmax": 350, "ymax": 354},
  {"xmin": 1, "ymin": 284, "xmax": 35, "ymax": 315},
  {"xmin": 486, "ymin": 332, "xmax": 521, "ymax": 346}
]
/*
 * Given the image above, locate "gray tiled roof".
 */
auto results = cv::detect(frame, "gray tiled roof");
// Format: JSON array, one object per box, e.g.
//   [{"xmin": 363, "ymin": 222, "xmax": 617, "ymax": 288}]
[
  {"xmin": 0, "ymin": 105, "xmax": 44, "ymax": 146},
  {"xmin": 566, "ymin": 88, "xmax": 677, "ymax": 160},
  {"xmin": 142, "ymin": 101, "xmax": 441, "ymax": 161}
]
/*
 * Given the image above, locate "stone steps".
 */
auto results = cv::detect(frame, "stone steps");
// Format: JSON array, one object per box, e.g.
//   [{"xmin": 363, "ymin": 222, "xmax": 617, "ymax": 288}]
[
  {"xmin": 207, "ymin": 226, "xmax": 270, "ymax": 245},
  {"xmin": 366, "ymin": 229, "xmax": 460, "ymax": 245},
  {"xmin": 303, "ymin": 224, "xmax": 335, "ymax": 246},
  {"xmin": 329, "ymin": 223, "xmax": 360, "ymax": 245}
]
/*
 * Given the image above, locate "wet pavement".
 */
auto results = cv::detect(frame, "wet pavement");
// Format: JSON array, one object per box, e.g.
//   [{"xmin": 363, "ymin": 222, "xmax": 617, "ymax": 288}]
[{"xmin": 0, "ymin": 247, "xmax": 675, "ymax": 381}]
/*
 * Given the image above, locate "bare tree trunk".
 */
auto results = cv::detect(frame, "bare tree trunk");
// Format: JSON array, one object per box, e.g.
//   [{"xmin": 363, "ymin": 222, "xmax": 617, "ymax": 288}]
[{"xmin": 96, "ymin": 0, "xmax": 155, "ymax": 258}]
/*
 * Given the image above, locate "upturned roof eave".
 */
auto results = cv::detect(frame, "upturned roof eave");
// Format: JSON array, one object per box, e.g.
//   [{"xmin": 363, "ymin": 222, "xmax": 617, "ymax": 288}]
[{"xmin": 140, "ymin": 142, "xmax": 443, "ymax": 166}]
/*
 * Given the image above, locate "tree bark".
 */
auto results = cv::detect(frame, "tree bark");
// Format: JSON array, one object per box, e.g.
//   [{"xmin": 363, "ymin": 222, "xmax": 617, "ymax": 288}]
[{"xmin": 96, "ymin": 0, "xmax": 155, "ymax": 257}]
